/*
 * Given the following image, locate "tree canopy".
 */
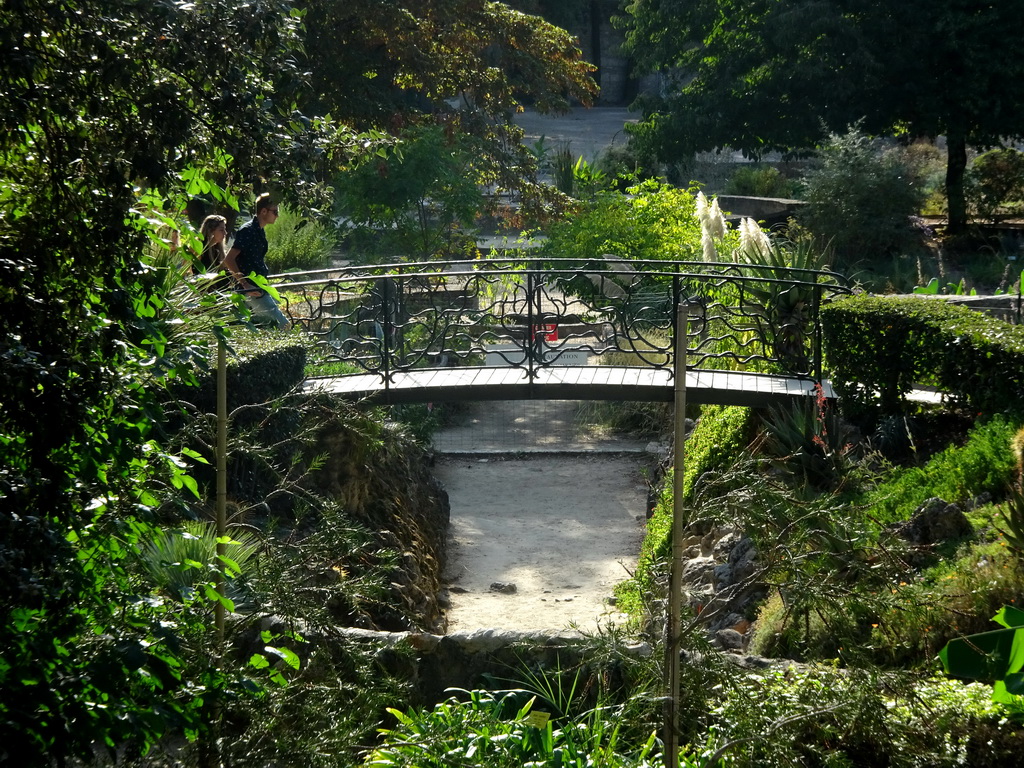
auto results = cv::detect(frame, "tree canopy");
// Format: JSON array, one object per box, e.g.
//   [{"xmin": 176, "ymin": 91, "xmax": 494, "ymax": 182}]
[
  {"xmin": 619, "ymin": 0, "xmax": 1024, "ymax": 232},
  {"xmin": 0, "ymin": 0, "xmax": 595, "ymax": 761},
  {"xmin": 301, "ymin": 0, "xmax": 597, "ymax": 217}
]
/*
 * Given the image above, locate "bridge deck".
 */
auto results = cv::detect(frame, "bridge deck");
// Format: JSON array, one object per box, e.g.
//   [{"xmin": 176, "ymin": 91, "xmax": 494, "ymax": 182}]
[{"xmin": 302, "ymin": 366, "xmax": 833, "ymax": 407}]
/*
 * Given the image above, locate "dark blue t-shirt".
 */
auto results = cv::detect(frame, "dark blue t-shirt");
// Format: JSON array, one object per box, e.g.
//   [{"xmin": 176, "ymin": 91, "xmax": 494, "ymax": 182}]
[{"xmin": 232, "ymin": 216, "xmax": 269, "ymax": 280}]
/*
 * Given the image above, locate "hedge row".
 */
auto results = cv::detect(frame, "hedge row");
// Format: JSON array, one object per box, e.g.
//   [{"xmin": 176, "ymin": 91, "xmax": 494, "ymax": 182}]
[{"xmin": 821, "ymin": 294, "xmax": 1024, "ymax": 415}]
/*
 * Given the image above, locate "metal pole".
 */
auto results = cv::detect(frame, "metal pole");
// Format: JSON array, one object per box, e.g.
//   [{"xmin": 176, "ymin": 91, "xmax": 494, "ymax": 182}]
[
  {"xmin": 215, "ymin": 336, "xmax": 227, "ymax": 645},
  {"xmin": 202, "ymin": 333, "xmax": 228, "ymax": 768},
  {"xmin": 665, "ymin": 302, "xmax": 688, "ymax": 768}
]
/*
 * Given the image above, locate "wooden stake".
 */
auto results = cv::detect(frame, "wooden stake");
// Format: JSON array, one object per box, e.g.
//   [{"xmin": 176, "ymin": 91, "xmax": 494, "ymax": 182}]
[{"xmin": 665, "ymin": 303, "xmax": 688, "ymax": 768}]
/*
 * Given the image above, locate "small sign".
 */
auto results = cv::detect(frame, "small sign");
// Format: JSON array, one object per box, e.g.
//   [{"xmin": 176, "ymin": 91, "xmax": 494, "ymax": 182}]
[
  {"xmin": 524, "ymin": 710, "xmax": 551, "ymax": 729},
  {"xmin": 543, "ymin": 349, "xmax": 590, "ymax": 366},
  {"xmin": 532, "ymin": 323, "xmax": 558, "ymax": 342}
]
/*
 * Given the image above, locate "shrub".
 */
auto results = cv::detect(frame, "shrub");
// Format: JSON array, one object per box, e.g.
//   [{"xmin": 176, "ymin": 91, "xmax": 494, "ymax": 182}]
[
  {"xmin": 863, "ymin": 415, "xmax": 1019, "ymax": 525},
  {"xmin": 594, "ymin": 141, "xmax": 659, "ymax": 189},
  {"xmin": 366, "ymin": 688, "xmax": 664, "ymax": 768},
  {"xmin": 724, "ymin": 164, "xmax": 796, "ymax": 198},
  {"xmin": 706, "ymin": 667, "xmax": 1013, "ymax": 767},
  {"xmin": 967, "ymin": 147, "xmax": 1024, "ymax": 223},
  {"xmin": 540, "ymin": 179, "xmax": 736, "ymax": 263},
  {"xmin": 799, "ymin": 125, "xmax": 925, "ymax": 267},
  {"xmin": 264, "ymin": 205, "xmax": 337, "ymax": 273}
]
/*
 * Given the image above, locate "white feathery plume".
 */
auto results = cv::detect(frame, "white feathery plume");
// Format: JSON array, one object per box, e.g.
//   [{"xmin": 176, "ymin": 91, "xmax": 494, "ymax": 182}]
[
  {"xmin": 739, "ymin": 217, "xmax": 773, "ymax": 261},
  {"xmin": 707, "ymin": 198, "xmax": 727, "ymax": 240},
  {"xmin": 695, "ymin": 191, "xmax": 709, "ymax": 227},
  {"xmin": 701, "ymin": 229, "xmax": 717, "ymax": 262}
]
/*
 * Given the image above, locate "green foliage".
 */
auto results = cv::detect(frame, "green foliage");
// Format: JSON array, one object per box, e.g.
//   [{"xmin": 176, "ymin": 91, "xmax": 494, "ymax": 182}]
[
  {"xmin": 761, "ymin": 387, "xmax": 857, "ymax": 491},
  {"xmin": 171, "ymin": 330, "xmax": 308, "ymax": 418},
  {"xmin": 998, "ymin": 485, "xmax": 1024, "ymax": 558},
  {"xmin": 968, "ymin": 148, "xmax": 1024, "ymax": 223},
  {"xmin": 864, "ymin": 539, "xmax": 1024, "ymax": 669},
  {"xmin": 229, "ymin": 641, "xmax": 412, "ymax": 766},
  {"xmin": 336, "ymin": 126, "xmax": 485, "ymax": 261},
  {"xmin": 941, "ymin": 605, "xmax": 1024, "ymax": 715},
  {"xmin": 738, "ymin": 236, "xmax": 836, "ymax": 375},
  {"xmin": 864, "ymin": 416, "xmax": 1019, "ymax": 525},
  {"xmin": 725, "ymin": 164, "xmax": 797, "ymax": 199},
  {"xmin": 543, "ymin": 143, "xmax": 614, "ymax": 200},
  {"xmin": 822, "ymin": 294, "xmax": 1024, "ymax": 416},
  {"xmin": 540, "ymin": 179, "xmax": 734, "ymax": 262},
  {"xmin": 265, "ymin": 204, "xmax": 338, "ymax": 272},
  {"xmin": 594, "ymin": 142, "xmax": 658, "ymax": 189},
  {"xmin": 0, "ymin": 0, "xmax": 380, "ymax": 749},
  {"xmin": 705, "ymin": 667, "xmax": 1007, "ymax": 767},
  {"xmin": 364, "ymin": 687, "xmax": 663, "ymax": 768},
  {"xmin": 799, "ymin": 126, "xmax": 926, "ymax": 266},
  {"xmin": 139, "ymin": 520, "xmax": 262, "ymax": 603}
]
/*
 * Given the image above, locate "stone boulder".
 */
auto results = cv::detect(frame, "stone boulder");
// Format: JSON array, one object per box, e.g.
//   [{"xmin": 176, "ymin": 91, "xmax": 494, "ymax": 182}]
[{"xmin": 894, "ymin": 497, "xmax": 973, "ymax": 545}]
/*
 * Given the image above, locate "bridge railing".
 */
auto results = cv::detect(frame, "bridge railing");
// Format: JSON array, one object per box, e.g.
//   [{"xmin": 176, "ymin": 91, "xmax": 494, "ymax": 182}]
[{"xmin": 275, "ymin": 257, "xmax": 851, "ymax": 385}]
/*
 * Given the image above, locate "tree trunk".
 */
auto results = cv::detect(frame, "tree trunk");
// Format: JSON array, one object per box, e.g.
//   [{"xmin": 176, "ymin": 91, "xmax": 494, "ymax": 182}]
[{"xmin": 945, "ymin": 128, "xmax": 968, "ymax": 235}]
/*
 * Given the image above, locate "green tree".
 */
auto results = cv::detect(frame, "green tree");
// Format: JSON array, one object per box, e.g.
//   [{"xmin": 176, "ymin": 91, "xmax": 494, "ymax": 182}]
[
  {"xmin": 300, "ymin": 0, "xmax": 599, "ymax": 221},
  {"xmin": 618, "ymin": 0, "xmax": 1024, "ymax": 234},
  {"xmin": 336, "ymin": 125, "xmax": 486, "ymax": 261},
  {"xmin": 0, "ymin": 0, "xmax": 356, "ymax": 761}
]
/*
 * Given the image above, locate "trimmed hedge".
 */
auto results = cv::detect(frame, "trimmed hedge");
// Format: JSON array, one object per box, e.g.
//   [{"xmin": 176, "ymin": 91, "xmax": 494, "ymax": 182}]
[
  {"xmin": 170, "ymin": 329, "xmax": 308, "ymax": 416},
  {"xmin": 822, "ymin": 294, "xmax": 1024, "ymax": 415}
]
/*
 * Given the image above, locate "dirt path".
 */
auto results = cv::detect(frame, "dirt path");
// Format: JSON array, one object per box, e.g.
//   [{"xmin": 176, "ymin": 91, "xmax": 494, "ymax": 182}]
[{"xmin": 432, "ymin": 401, "xmax": 652, "ymax": 633}]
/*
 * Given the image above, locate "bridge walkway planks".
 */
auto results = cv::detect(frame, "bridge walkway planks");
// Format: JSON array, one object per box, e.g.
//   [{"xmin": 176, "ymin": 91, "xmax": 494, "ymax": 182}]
[{"xmin": 301, "ymin": 365, "xmax": 834, "ymax": 408}]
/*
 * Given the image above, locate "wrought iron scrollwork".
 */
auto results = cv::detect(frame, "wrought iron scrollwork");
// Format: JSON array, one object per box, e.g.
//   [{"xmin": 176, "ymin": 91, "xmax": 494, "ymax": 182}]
[{"xmin": 277, "ymin": 258, "xmax": 850, "ymax": 387}]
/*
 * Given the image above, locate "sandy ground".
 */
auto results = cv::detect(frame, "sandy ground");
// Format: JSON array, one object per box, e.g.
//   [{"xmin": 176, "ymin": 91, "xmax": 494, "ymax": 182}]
[{"xmin": 433, "ymin": 432, "xmax": 651, "ymax": 633}]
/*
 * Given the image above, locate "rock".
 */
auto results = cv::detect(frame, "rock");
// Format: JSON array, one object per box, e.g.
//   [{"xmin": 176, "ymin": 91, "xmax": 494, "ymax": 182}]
[
  {"xmin": 489, "ymin": 581, "xmax": 517, "ymax": 594},
  {"xmin": 713, "ymin": 563, "xmax": 733, "ymax": 589},
  {"xmin": 713, "ymin": 528, "xmax": 742, "ymax": 560},
  {"xmin": 646, "ymin": 441, "xmax": 670, "ymax": 458},
  {"xmin": 714, "ymin": 628, "xmax": 746, "ymax": 651},
  {"xmin": 895, "ymin": 497, "xmax": 973, "ymax": 545},
  {"xmin": 730, "ymin": 618, "xmax": 752, "ymax": 635},
  {"xmin": 682, "ymin": 557, "xmax": 716, "ymax": 585},
  {"xmin": 700, "ymin": 531, "xmax": 717, "ymax": 556}
]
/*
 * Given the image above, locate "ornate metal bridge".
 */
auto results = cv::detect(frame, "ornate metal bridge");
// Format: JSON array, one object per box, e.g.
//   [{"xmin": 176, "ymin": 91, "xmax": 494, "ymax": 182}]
[{"xmin": 280, "ymin": 257, "xmax": 850, "ymax": 407}]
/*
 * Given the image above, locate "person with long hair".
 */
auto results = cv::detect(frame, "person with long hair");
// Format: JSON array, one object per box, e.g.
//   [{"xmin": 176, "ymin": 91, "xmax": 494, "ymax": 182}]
[{"xmin": 195, "ymin": 214, "xmax": 229, "ymax": 289}]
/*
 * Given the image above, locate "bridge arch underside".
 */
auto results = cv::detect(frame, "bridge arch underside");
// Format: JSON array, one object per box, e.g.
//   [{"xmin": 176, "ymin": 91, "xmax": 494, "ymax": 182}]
[{"xmin": 303, "ymin": 367, "xmax": 834, "ymax": 409}]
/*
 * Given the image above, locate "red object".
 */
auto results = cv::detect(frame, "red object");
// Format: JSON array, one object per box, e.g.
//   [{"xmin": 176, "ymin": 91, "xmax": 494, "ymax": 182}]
[{"xmin": 532, "ymin": 323, "xmax": 558, "ymax": 342}]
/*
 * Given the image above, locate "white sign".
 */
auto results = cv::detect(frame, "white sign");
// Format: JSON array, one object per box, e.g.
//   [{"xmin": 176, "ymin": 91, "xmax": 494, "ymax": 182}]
[{"xmin": 483, "ymin": 345, "xmax": 590, "ymax": 367}]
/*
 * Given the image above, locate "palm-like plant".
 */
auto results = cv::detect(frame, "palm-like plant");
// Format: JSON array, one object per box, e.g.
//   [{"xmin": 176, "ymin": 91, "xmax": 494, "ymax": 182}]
[
  {"xmin": 737, "ymin": 232, "xmax": 831, "ymax": 375},
  {"xmin": 139, "ymin": 520, "xmax": 262, "ymax": 604}
]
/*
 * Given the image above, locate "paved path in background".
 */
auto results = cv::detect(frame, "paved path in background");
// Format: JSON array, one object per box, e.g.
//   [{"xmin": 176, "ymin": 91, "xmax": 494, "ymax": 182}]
[
  {"xmin": 431, "ymin": 400, "xmax": 653, "ymax": 455},
  {"xmin": 513, "ymin": 106, "xmax": 637, "ymax": 163}
]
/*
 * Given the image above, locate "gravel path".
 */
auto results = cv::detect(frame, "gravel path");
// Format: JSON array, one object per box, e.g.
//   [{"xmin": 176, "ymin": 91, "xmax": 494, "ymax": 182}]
[{"xmin": 432, "ymin": 400, "xmax": 653, "ymax": 633}]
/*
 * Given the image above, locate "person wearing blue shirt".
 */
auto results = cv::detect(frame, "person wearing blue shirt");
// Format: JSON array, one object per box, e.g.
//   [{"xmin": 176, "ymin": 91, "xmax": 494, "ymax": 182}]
[{"xmin": 224, "ymin": 193, "xmax": 288, "ymax": 329}]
